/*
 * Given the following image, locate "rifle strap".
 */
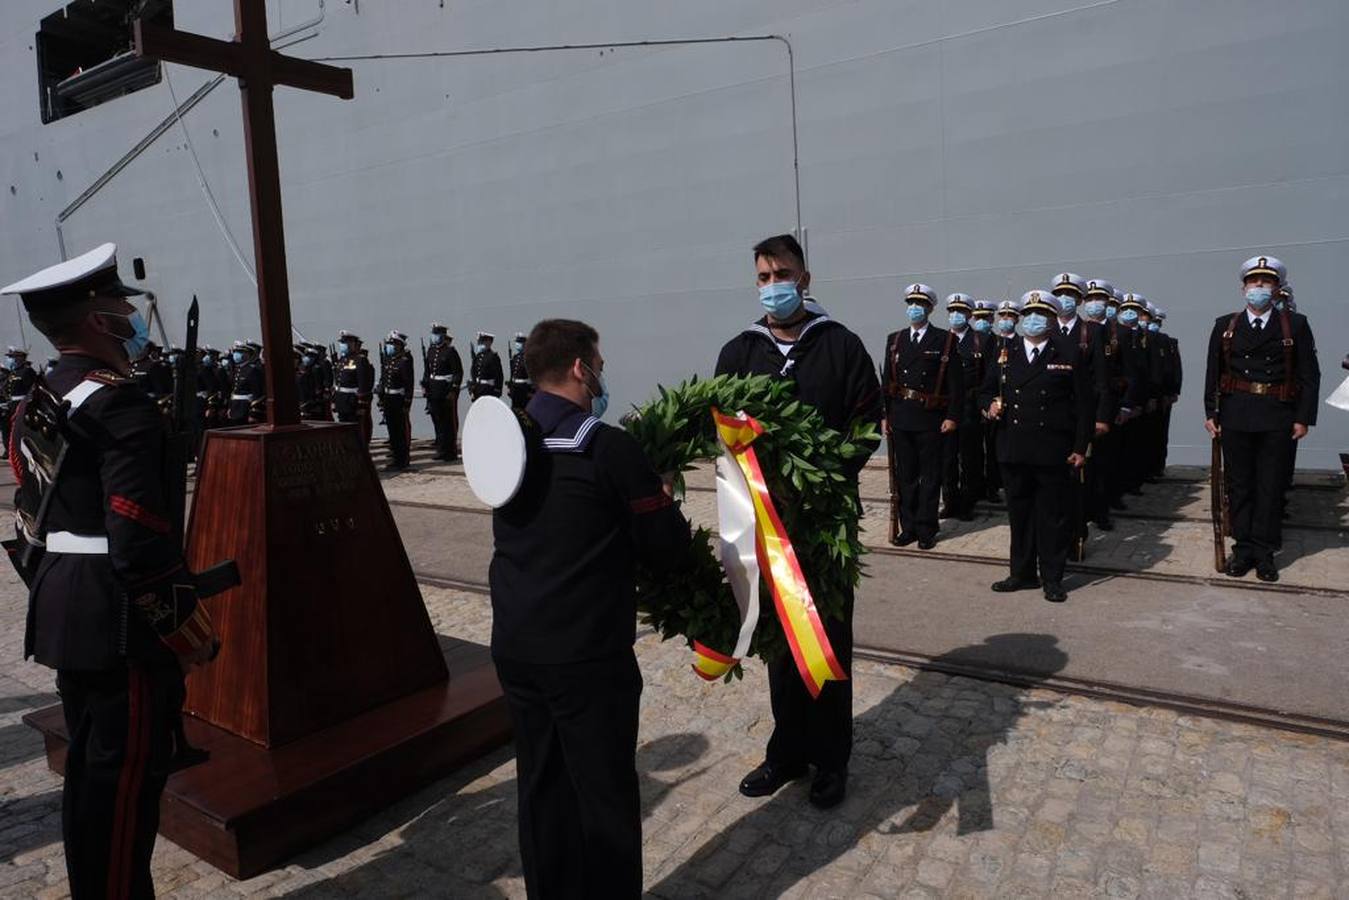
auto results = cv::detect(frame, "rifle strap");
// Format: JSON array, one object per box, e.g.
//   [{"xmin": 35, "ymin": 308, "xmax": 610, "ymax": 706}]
[
  {"xmin": 930, "ymin": 330, "xmax": 957, "ymax": 409},
  {"xmin": 1279, "ymin": 309, "xmax": 1297, "ymax": 400}
]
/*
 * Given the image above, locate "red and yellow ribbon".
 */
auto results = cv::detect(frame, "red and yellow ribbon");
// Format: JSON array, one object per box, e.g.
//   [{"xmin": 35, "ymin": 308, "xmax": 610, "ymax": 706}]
[{"xmin": 693, "ymin": 408, "xmax": 847, "ymax": 697}]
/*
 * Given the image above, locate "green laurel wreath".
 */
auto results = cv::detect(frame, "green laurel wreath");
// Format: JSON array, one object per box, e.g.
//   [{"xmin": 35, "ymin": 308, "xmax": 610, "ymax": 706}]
[{"xmin": 625, "ymin": 374, "xmax": 878, "ymax": 679}]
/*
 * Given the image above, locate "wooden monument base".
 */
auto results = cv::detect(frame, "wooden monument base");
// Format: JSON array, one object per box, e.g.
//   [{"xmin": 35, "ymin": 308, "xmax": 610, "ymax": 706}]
[{"xmin": 24, "ymin": 636, "xmax": 510, "ymax": 879}]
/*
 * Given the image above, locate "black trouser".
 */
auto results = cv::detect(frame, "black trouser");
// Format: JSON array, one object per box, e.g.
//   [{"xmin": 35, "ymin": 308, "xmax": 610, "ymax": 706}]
[
  {"xmin": 1222, "ymin": 428, "xmax": 1291, "ymax": 562},
  {"xmin": 1, "ymin": 406, "xmax": 14, "ymax": 457},
  {"xmin": 427, "ymin": 393, "xmax": 458, "ymax": 459},
  {"xmin": 766, "ymin": 588, "xmax": 854, "ymax": 773},
  {"xmin": 941, "ymin": 424, "xmax": 985, "ymax": 516},
  {"xmin": 383, "ymin": 397, "xmax": 410, "ymax": 465},
  {"xmin": 1002, "ymin": 461, "xmax": 1072, "ymax": 586},
  {"xmin": 983, "ymin": 422, "xmax": 1002, "ymax": 496},
  {"xmin": 1118, "ymin": 415, "xmax": 1148, "ymax": 494},
  {"xmin": 494, "ymin": 652, "xmax": 643, "ymax": 900},
  {"xmin": 892, "ymin": 427, "xmax": 942, "ymax": 540},
  {"xmin": 57, "ymin": 664, "xmax": 176, "ymax": 900},
  {"xmin": 1087, "ymin": 426, "xmax": 1114, "ymax": 523}
]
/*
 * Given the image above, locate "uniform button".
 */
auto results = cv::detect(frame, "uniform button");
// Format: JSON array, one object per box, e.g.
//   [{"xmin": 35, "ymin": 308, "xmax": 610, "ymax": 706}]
[{"xmin": 1013, "ymin": 418, "xmax": 1019, "ymax": 424}]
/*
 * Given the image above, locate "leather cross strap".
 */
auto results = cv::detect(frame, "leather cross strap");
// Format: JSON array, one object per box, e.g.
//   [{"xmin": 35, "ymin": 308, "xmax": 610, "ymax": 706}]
[
  {"xmin": 1220, "ymin": 310, "xmax": 1298, "ymax": 402},
  {"xmin": 886, "ymin": 329, "xmax": 957, "ymax": 411}
]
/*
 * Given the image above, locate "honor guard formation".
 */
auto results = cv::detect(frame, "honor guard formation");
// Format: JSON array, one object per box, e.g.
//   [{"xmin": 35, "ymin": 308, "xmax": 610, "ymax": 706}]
[{"xmin": 0, "ymin": 238, "xmax": 1333, "ymax": 899}]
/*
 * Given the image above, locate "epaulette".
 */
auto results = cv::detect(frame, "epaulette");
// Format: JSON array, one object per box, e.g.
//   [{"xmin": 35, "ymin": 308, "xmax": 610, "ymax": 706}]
[{"xmin": 86, "ymin": 369, "xmax": 132, "ymax": 387}]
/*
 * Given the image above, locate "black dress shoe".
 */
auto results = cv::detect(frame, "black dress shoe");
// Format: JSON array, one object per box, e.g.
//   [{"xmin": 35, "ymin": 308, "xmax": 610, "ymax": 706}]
[
  {"xmin": 991, "ymin": 576, "xmax": 1040, "ymax": 592},
  {"xmin": 1094, "ymin": 516, "xmax": 1114, "ymax": 532},
  {"xmin": 1043, "ymin": 583, "xmax": 1068, "ymax": 603},
  {"xmin": 739, "ymin": 761, "xmax": 808, "ymax": 798},
  {"xmin": 1224, "ymin": 556, "xmax": 1254, "ymax": 578},
  {"xmin": 917, "ymin": 537, "xmax": 937, "ymax": 550},
  {"xmin": 1255, "ymin": 559, "xmax": 1279, "ymax": 583},
  {"xmin": 891, "ymin": 532, "xmax": 918, "ymax": 547},
  {"xmin": 809, "ymin": 769, "xmax": 847, "ymax": 809}
]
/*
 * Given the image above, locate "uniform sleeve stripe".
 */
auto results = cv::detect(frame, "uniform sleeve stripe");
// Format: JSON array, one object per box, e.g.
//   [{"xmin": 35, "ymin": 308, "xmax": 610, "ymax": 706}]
[
  {"xmin": 630, "ymin": 493, "xmax": 674, "ymax": 514},
  {"xmin": 110, "ymin": 495, "xmax": 171, "ymax": 534}
]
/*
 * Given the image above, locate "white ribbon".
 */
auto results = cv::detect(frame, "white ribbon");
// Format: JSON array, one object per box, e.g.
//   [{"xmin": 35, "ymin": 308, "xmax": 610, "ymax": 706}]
[{"xmin": 715, "ymin": 431, "xmax": 761, "ymax": 661}]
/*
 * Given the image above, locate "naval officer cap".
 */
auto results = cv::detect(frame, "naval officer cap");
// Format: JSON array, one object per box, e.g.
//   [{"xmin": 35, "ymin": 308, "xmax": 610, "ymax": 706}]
[
  {"xmin": 1019, "ymin": 290, "xmax": 1059, "ymax": 316},
  {"xmin": 1, "ymin": 243, "xmax": 144, "ymax": 309},
  {"xmin": 386, "ymin": 330, "xmax": 407, "ymax": 344},
  {"xmin": 1084, "ymin": 279, "xmax": 1115, "ymax": 299},
  {"xmin": 1111, "ymin": 288, "xmax": 1126, "ymax": 304},
  {"xmin": 5, "ymin": 346, "xmax": 27, "ymax": 356},
  {"xmin": 944, "ymin": 292, "xmax": 974, "ymax": 312},
  {"xmin": 1120, "ymin": 292, "xmax": 1148, "ymax": 311},
  {"xmin": 513, "ymin": 331, "xmax": 527, "ymax": 341},
  {"xmin": 971, "ymin": 300, "xmax": 996, "ymax": 317},
  {"xmin": 1052, "ymin": 273, "xmax": 1088, "ymax": 298},
  {"xmin": 1240, "ymin": 255, "xmax": 1286, "ymax": 285},
  {"xmin": 904, "ymin": 283, "xmax": 937, "ymax": 305},
  {"xmin": 477, "ymin": 331, "xmax": 495, "ymax": 341},
  {"xmin": 996, "ymin": 298, "xmax": 1022, "ymax": 317},
  {"xmin": 430, "ymin": 322, "xmax": 448, "ymax": 334}
]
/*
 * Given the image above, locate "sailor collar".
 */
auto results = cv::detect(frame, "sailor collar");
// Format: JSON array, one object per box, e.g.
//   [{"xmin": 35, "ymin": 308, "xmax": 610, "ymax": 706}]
[
  {"xmin": 746, "ymin": 301, "xmax": 834, "ymax": 346},
  {"xmin": 526, "ymin": 390, "xmax": 602, "ymax": 454}
]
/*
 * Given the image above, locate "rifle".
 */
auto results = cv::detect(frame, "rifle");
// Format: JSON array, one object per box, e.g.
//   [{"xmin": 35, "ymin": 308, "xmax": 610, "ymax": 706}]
[
  {"xmin": 165, "ymin": 297, "xmax": 200, "ymax": 538},
  {"xmin": 886, "ymin": 429, "xmax": 900, "ymax": 544},
  {"xmin": 1210, "ymin": 431, "xmax": 1228, "ymax": 572},
  {"xmin": 1072, "ymin": 446, "xmax": 1089, "ymax": 562}
]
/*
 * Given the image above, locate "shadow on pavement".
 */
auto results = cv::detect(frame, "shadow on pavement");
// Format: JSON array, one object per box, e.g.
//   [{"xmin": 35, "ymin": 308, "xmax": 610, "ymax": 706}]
[{"xmin": 648, "ymin": 633, "xmax": 1068, "ymax": 898}]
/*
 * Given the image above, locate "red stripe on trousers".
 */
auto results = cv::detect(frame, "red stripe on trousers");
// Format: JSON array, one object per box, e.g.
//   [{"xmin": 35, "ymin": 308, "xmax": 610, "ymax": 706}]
[{"xmin": 107, "ymin": 667, "xmax": 150, "ymax": 900}]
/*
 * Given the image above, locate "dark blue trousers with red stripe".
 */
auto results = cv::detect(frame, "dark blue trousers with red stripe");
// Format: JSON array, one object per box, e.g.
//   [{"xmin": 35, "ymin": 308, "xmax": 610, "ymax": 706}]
[{"xmin": 57, "ymin": 664, "xmax": 176, "ymax": 900}]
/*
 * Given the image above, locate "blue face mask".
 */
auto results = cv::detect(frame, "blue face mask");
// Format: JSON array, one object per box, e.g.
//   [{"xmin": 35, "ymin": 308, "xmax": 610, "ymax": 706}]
[
  {"xmin": 582, "ymin": 361, "xmax": 609, "ymax": 419},
  {"xmin": 948, "ymin": 311, "xmax": 967, "ymax": 328},
  {"xmin": 1057, "ymin": 296, "xmax": 1077, "ymax": 315},
  {"xmin": 1148, "ymin": 322, "xmax": 1160, "ymax": 332},
  {"xmin": 105, "ymin": 310, "xmax": 151, "ymax": 362},
  {"xmin": 430, "ymin": 333, "xmax": 442, "ymax": 344},
  {"xmin": 475, "ymin": 343, "xmax": 487, "ymax": 354},
  {"xmin": 1119, "ymin": 308, "xmax": 1139, "ymax": 325},
  {"xmin": 1105, "ymin": 305, "xmax": 1118, "ymax": 319},
  {"xmin": 384, "ymin": 343, "xmax": 396, "ymax": 356},
  {"xmin": 304, "ymin": 354, "xmax": 316, "ymax": 364},
  {"xmin": 1083, "ymin": 300, "xmax": 1106, "ymax": 319},
  {"xmin": 202, "ymin": 356, "xmax": 216, "ymax": 368},
  {"xmin": 759, "ymin": 281, "xmax": 803, "ymax": 320},
  {"xmin": 906, "ymin": 304, "xmax": 928, "ymax": 324},
  {"xmin": 971, "ymin": 318, "xmax": 992, "ymax": 334},
  {"xmin": 995, "ymin": 318, "xmax": 1017, "ymax": 336},
  {"xmin": 231, "ymin": 350, "xmax": 245, "ymax": 364},
  {"xmin": 337, "ymin": 344, "xmax": 350, "ymax": 358},
  {"xmin": 1021, "ymin": 313, "xmax": 1049, "ymax": 337},
  {"xmin": 3, "ymin": 358, "xmax": 16, "ymax": 371},
  {"xmin": 1245, "ymin": 286, "xmax": 1273, "ymax": 310}
]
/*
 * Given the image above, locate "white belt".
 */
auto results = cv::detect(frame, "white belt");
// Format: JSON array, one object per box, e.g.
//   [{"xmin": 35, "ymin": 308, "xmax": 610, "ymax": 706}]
[
  {"xmin": 196, "ymin": 391, "xmax": 211, "ymax": 398},
  {"xmin": 430, "ymin": 374, "xmax": 455, "ymax": 381},
  {"xmin": 475, "ymin": 378, "xmax": 496, "ymax": 384},
  {"xmin": 384, "ymin": 388, "xmax": 406, "ymax": 395},
  {"xmin": 47, "ymin": 531, "xmax": 109, "ymax": 554},
  {"xmin": 10, "ymin": 394, "xmax": 28, "ymax": 401},
  {"xmin": 231, "ymin": 393, "xmax": 255, "ymax": 401},
  {"xmin": 510, "ymin": 379, "xmax": 531, "ymax": 385},
  {"xmin": 336, "ymin": 386, "xmax": 359, "ymax": 393}
]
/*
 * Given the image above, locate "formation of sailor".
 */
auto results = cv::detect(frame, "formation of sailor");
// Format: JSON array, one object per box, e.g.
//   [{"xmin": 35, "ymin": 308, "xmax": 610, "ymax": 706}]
[
  {"xmin": 507, "ymin": 332, "xmax": 535, "ymax": 411},
  {"xmin": 226, "ymin": 340, "xmax": 265, "ymax": 425},
  {"xmin": 332, "ymin": 331, "xmax": 376, "ymax": 445},
  {"xmin": 1, "ymin": 346, "xmax": 37, "ymax": 455},
  {"xmin": 0, "ymin": 243, "xmax": 219, "ymax": 899},
  {"xmin": 716, "ymin": 233, "xmax": 881, "ymax": 812},
  {"xmin": 881, "ymin": 284, "xmax": 963, "ymax": 549},
  {"xmin": 377, "ymin": 330, "xmax": 415, "ymax": 470},
  {"xmin": 980, "ymin": 291, "xmax": 1094, "ymax": 602},
  {"xmin": 421, "ymin": 323, "xmax": 463, "ymax": 461},
  {"xmin": 468, "ymin": 331, "xmax": 504, "ymax": 401},
  {"xmin": 1204, "ymin": 255, "xmax": 1319, "ymax": 582},
  {"xmin": 489, "ymin": 318, "xmax": 691, "ymax": 897}
]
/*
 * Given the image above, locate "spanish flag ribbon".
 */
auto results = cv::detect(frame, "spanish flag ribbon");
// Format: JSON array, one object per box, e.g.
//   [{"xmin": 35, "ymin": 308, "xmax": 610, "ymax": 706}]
[{"xmin": 692, "ymin": 408, "xmax": 847, "ymax": 698}]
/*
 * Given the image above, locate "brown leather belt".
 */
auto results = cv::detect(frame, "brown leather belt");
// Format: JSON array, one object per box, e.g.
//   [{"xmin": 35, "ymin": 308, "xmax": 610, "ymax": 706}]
[
  {"xmin": 886, "ymin": 385, "xmax": 945, "ymax": 408},
  {"xmin": 1219, "ymin": 374, "xmax": 1296, "ymax": 401}
]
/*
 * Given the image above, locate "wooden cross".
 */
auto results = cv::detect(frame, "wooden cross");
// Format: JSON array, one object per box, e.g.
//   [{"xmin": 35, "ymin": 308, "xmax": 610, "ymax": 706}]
[{"xmin": 134, "ymin": 1, "xmax": 353, "ymax": 427}]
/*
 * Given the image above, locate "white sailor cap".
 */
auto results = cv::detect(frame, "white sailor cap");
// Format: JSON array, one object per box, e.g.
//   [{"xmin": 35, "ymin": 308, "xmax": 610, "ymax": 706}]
[
  {"xmin": 5, "ymin": 346, "xmax": 27, "ymax": 356},
  {"xmin": 971, "ymin": 300, "xmax": 996, "ymax": 316},
  {"xmin": 1240, "ymin": 255, "xmax": 1286, "ymax": 284},
  {"xmin": 996, "ymin": 299, "xmax": 1022, "ymax": 317},
  {"xmin": 1121, "ymin": 292, "xmax": 1148, "ymax": 311},
  {"xmin": 477, "ymin": 331, "xmax": 496, "ymax": 341},
  {"xmin": 231, "ymin": 339, "xmax": 249, "ymax": 350},
  {"xmin": 944, "ymin": 293, "xmax": 974, "ymax": 312},
  {"xmin": 1, "ymin": 243, "xmax": 144, "ymax": 309},
  {"xmin": 1020, "ymin": 290, "xmax": 1058, "ymax": 316},
  {"xmin": 905, "ymin": 283, "xmax": 937, "ymax": 305},
  {"xmin": 430, "ymin": 322, "xmax": 448, "ymax": 334},
  {"xmin": 1052, "ymin": 273, "xmax": 1088, "ymax": 298},
  {"xmin": 338, "ymin": 330, "xmax": 362, "ymax": 343},
  {"xmin": 386, "ymin": 330, "xmax": 407, "ymax": 344},
  {"xmin": 1084, "ymin": 279, "xmax": 1115, "ymax": 299},
  {"xmin": 513, "ymin": 331, "xmax": 527, "ymax": 341}
]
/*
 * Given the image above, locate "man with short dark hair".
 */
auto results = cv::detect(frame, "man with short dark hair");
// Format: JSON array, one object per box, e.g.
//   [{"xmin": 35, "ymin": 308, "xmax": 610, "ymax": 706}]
[
  {"xmin": 1, "ymin": 244, "xmax": 219, "ymax": 899},
  {"xmin": 490, "ymin": 318, "xmax": 690, "ymax": 897},
  {"xmin": 715, "ymin": 234, "xmax": 881, "ymax": 810}
]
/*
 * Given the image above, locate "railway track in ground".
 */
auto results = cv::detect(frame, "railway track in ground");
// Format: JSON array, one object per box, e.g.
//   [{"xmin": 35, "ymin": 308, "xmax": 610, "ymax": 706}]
[{"xmin": 411, "ymin": 569, "xmax": 1349, "ymax": 743}]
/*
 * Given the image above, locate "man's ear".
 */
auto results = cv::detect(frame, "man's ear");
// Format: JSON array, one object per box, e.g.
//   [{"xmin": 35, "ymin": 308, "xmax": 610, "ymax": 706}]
[{"xmin": 798, "ymin": 271, "xmax": 811, "ymax": 295}]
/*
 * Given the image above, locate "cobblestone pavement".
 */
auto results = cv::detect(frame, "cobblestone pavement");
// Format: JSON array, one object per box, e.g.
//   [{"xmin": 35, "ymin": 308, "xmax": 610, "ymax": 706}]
[{"xmin": 4, "ymin": 566, "xmax": 1348, "ymax": 898}]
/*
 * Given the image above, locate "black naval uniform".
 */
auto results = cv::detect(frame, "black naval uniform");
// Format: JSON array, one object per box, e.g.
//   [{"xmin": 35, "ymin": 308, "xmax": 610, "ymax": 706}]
[
  {"xmin": 333, "ymin": 352, "xmax": 376, "ymax": 445},
  {"xmin": 507, "ymin": 348, "xmax": 535, "ymax": 412},
  {"xmin": 227, "ymin": 357, "xmax": 265, "ymax": 425},
  {"xmin": 490, "ymin": 391, "xmax": 690, "ymax": 898},
  {"xmin": 942, "ymin": 327, "xmax": 988, "ymax": 519},
  {"xmin": 468, "ymin": 345, "xmax": 504, "ymax": 401},
  {"xmin": 1, "ymin": 360, "xmax": 37, "ymax": 455},
  {"xmin": 1057, "ymin": 316, "xmax": 1110, "ymax": 548},
  {"xmin": 195, "ymin": 359, "xmax": 222, "ymax": 432},
  {"xmin": 881, "ymin": 324, "xmax": 964, "ymax": 543},
  {"xmin": 1121, "ymin": 325, "xmax": 1162, "ymax": 495},
  {"xmin": 980, "ymin": 334, "xmax": 1094, "ymax": 590},
  {"xmin": 297, "ymin": 353, "xmax": 327, "ymax": 420},
  {"xmin": 17, "ymin": 355, "xmax": 215, "ymax": 900},
  {"xmin": 378, "ymin": 346, "xmax": 415, "ymax": 468},
  {"xmin": 1151, "ymin": 329, "xmax": 1182, "ymax": 478},
  {"xmin": 422, "ymin": 339, "xmax": 463, "ymax": 460},
  {"xmin": 1204, "ymin": 308, "xmax": 1319, "ymax": 566},
  {"xmin": 130, "ymin": 353, "xmax": 173, "ymax": 417},
  {"xmin": 1098, "ymin": 321, "xmax": 1147, "ymax": 512},
  {"xmin": 716, "ymin": 306, "xmax": 881, "ymax": 777},
  {"xmin": 314, "ymin": 351, "xmax": 335, "ymax": 422}
]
